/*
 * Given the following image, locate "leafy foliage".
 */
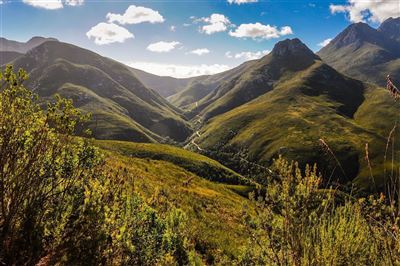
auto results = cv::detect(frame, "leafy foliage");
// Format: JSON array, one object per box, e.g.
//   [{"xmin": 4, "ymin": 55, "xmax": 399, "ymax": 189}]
[
  {"xmin": 238, "ymin": 156, "xmax": 400, "ymax": 265},
  {"xmin": 0, "ymin": 66, "xmax": 192, "ymax": 265}
]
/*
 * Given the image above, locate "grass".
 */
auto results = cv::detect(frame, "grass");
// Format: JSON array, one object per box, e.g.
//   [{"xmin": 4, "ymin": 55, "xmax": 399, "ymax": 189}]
[
  {"xmin": 95, "ymin": 139, "xmax": 250, "ymax": 186},
  {"xmin": 11, "ymin": 41, "xmax": 192, "ymax": 142},
  {"xmin": 191, "ymin": 61, "xmax": 400, "ymax": 191},
  {"xmin": 98, "ymin": 142, "xmax": 254, "ymax": 262}
]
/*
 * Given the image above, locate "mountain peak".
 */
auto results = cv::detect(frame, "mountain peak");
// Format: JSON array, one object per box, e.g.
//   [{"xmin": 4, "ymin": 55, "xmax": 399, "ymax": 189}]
[
  {"xmin": 328, "ymin": 22, "xmax": 380, "ymax": 49},
  {"xmin": 378, "ymin": 17, "xmax": 400, "ymax": 42},
  {"xmin": 270, "ymin": 38, "xmax": 320, "ymax": 63},
  {"xmin": 27, "ymin": 36, "xmax": 58, "ymax": 43}
]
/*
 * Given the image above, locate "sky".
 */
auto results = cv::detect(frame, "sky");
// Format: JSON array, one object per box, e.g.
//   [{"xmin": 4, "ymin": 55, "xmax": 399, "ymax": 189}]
[{"xmin": 0, "ymin": 0, "xmax": 399, "ymax": 78}]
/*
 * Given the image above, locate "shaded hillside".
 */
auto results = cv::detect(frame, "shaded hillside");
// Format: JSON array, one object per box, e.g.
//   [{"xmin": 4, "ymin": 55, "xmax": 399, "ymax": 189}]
[
  {"xmin": 187, "ymin": 39, "xmax": 400, "ymax": 190},
  {"xmin": 0, "ymin": 51, "xmax": 22, "ymax": 65},
  {"xmin": 0, "ymin": 36, "xmax": 58, "ymax": 53},
  {"xmin": 9, "ymin": 41, "xmax": 192, "ymax": 142},
  {"xmin": 318, "ymin": 17, "xmax": 400, "ymax": 86}
]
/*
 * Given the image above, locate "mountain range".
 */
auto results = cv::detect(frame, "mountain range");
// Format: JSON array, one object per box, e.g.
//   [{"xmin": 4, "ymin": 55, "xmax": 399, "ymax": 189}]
[
  {"xmin": 318, "ymin": 17, "xmax": 400, "ymax": 86},
  {"xmin": 1, "ymin": 17, "xmax": 400, "ymax": 190}
]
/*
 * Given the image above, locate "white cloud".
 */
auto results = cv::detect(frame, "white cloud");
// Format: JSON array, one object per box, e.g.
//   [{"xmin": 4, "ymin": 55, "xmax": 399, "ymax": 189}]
[
  {"xmin": 22, "ymin": 0, "xmax": 63, "ymax": 9},
  {"xmin": 225, "ymin": 50, "xmax": 270, "ymax": 60},
  {"xmin": 199, "ymin": 14, "xmax": 231, "ymax": 34},
  {"xmin": 170, "ymin": 25, "xmax": 176, "ymax": 32},
  {"xmin": 86, "ymin": 22, "xmax": 134, "ymax": 45},
  {"xmin": 147, "ymin": 41, "xmax": 181, "ymax": 53},
  {"xmin": 229, "ymin": 22, "xmax": 293, "ymax": 40},
  {"xmin": 189, "ymin": 48, "xmax": 211, "ymax": 56},
  {"xmin": 107, "ymin": 5, "xmax": 165, "ymax": 25},
  {"xmin": 22, "ymin": 0, "xmax": 83, "ymax": 9},
  {"xmin": 318, "ymin": 38, "xmax": 332, "ymax": 47},
  {"xmin": 65, "ymin": 0, "xmax": 83, "ymax": 6},
  {"xmin": 125, "ymin": 61, "xmax": 231, "ymax": 78},
  {"xmin": 330, "ymin": 0, "xmax": 400, "ymax": 23},
  {"xmin": 227, "ymin": 0, "xmax": 258, "ymax": 4}
]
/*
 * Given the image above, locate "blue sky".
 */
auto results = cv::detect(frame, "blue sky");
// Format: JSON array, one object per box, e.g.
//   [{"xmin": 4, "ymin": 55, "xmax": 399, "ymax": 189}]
[{"xmin": 1, "ymin": 0, "xmax": 399, "ymax": 77}]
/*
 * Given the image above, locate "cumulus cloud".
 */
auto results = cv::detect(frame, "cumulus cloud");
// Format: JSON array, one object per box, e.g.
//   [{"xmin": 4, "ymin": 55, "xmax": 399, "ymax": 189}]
[
  {"xmin": 170, "ymin": 25, "xmax": 176, "ymax": 32},
  {"xmin": 125, "ymin": 61, "xmax": 231, "ymax": 78},
  {"xmin": 189, "ymin": 48, "xmax": 211, "ymax": 56},
  {"xmin": 65, "ymin": 0, "xmax": 83, "ymax": 6},
  {"xmin": 225, "ymin": 50, "xmax": 270, "ymax": 60},
  {"xmin": 227, "ymin": 0, "xmax": 258, "ymax": 4},
  {"xmin": 318, "ymin": 38, "xmax": 332, "ymax": 47},
  {"xmin": 107, "ymin": 5, "xmax": 165, "ymax": 25},
  {"xmin": 229, "ymin": 22, "xmax": 293, "ymax": 40},
  {"xmin": 147, "ymin": 41, "xmax": 181, "ymax": 53},
  {"xmin": 22, "ymin": 0, "xmax": 63, "ymax": 9},
  {"xmin": 86, "ymin": 22, "xmax": 134, "ymax": 45},
  {"xmin": 329, "ymin": 0, "xmax": 400, "ymax": 23},
  {"xmin": 22, "ymin": 0, "xmax": 83, "ymax": 9},
  {"xmin": 198, "ymin": 14, "xmax": 231, "ymax": 34}
]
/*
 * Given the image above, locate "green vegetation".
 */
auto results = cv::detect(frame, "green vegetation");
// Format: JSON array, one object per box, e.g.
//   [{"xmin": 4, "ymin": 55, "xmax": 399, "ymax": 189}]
[
  {"xmin": 10, "ymin": 41, "xmax": 192, "ymax": 142},
  {"xmin": 95, "ymin": 140, "xmax": 249, "ymax": 185},
  {"xmin": 238, "ymin": 156, "xmax": 400, "ymax": 265},
  {"xmin": 190, "ymin": 51, "xmax": 400, "ymax": 191},
  {"xmin": 0, "ymin": 66, "xmax": 194, "ymax": 265}
]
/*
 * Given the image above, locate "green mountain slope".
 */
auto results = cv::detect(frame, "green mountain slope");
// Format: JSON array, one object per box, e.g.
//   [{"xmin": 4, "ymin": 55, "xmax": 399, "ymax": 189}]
[
  {"xmin": 318, "ymin": 17, "xmax": 400, "ymax": 86},
  {"xmin": 188, "ymin": 39, "xmax": 400, "ymax": 190},
  {"xmin": 181, "ymin": 39, "xmax": 320, "ymax": 122},
  {"xmin": 168, "ymin": 60, "xmax": 255, "ymax": 110},
  {"xmin": 96, "ymin": 140, "xmax": 253, "ymax": 260},
  {"xmin": 9, "ymin": 41, "xmax": 192, "ymax": 142}
]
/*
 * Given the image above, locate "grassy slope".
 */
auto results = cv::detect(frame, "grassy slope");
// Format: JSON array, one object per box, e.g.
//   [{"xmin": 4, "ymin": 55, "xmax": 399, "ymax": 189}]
[
  {"xmin": 96, "ymin": 140, "xmax": 249, "ymax": 186},
  {"xmin": 95, "ymin": 140, "xmax": 253, "ymax": 259},
  {"xmin": 11, "ymin": 41, "xmax": 192, "ymax": 142},
  {"xmin": 193, "ymin": 61, "xmax": 400, "ymax": 190},
  {"xmin": 317, "ymin": 21, "xmax": 400, "ymax": 87},
  {"xmin": 169, "ymin": 61, "xmax": 256, "ymax": 110}
]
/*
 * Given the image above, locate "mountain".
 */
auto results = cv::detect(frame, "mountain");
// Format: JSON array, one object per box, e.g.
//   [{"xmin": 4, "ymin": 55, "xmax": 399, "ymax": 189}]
[
  {"xmin": 8, "ymin": 41, "xmax": 192, "ymax": 142},
  {"xmin": 0, "ymin": 36, "xmax": 59, "ymax": 53},
  {"xmin": 185, "ymin": 38, "xmax": 400, "ymax": 190},
  {"xmin": 378, "ymin": 17, "xmax": 400, "ymax": 42},
  {"xmin": 130, "ymin": 68, "xmax": 195, "ymax": 97},
  {"xmin": 168, "ymin": 60, "xmax": 256, "ymax": 110},
  {"xmin": 318, "ymin": 17, "xmax": 400, "ymax": 86},
  {"xmin": 186, "ymin": 38, "xmax": 320, "ymax": 121},
  {"xmin": 0, "ymin": 51, "xmax": 23, "ymax": 65}
]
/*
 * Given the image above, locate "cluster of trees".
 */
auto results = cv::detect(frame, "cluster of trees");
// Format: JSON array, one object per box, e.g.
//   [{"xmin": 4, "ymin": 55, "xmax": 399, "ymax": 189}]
[{"xmin": 1, "ymin": 65, "xmax": 400, "ymax": 265}]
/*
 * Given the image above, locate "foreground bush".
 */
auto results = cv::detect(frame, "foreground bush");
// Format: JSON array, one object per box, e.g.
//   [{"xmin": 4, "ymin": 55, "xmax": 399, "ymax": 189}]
[
  {"xmin": 239, "ymin": 156, "xmax": 400, "ymax": 265},
  {"xmin": 0, "ymin": 66, "xmax": 191, "ymax": 265}
]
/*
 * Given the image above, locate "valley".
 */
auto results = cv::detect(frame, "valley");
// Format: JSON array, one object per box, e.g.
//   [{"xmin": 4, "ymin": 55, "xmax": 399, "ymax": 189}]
[{"xmin": 1, "ymin": 11, "xmax": 400, "ymax": 264}]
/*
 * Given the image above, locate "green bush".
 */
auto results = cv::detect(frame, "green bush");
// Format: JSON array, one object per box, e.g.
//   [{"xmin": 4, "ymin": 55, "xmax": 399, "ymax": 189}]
[{"xmin": 239, "ymin": 156, "xmax": 400, "ymax": 265}]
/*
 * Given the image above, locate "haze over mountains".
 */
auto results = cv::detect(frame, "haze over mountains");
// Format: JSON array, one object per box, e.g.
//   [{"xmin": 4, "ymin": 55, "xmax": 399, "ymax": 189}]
[{"xmin": 1, "ymin": 17, "xmax": 400, "ymax": 189}]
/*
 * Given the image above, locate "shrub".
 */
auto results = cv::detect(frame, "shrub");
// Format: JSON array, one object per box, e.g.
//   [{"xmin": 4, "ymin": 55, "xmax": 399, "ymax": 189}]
[{"xmin": 238, "ymin": 156, "xmax": 400, "ymax": 265}]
